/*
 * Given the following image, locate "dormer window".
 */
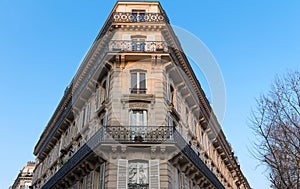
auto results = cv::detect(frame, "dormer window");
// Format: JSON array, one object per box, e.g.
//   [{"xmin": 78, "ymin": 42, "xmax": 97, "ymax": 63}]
[{"xmin": 132, "ymin": 10, "xmax": 145, "ymax": 22}]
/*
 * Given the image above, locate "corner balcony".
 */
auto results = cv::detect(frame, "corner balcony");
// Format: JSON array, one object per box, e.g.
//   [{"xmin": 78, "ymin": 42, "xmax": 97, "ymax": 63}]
[
  {"xmin": 112, "ymin": 12, "xmax": 166, "ymax": 23},
  {"xmin": 108, "ymin": 40, "xmax": 168, "ymax": 53},
  {"xmin": 104, "ymin": 126, "xmax": 174, "ymax": 144}
]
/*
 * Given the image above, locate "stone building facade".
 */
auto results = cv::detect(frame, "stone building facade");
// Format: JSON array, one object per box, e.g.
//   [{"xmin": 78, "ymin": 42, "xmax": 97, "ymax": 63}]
[
  {"xmin": 32, "ymin": 2, "xmax": 251, "ymax": 189},
  {"xmin": 10, "ymin": 161, "xmax": 35, "ymax": 189}
]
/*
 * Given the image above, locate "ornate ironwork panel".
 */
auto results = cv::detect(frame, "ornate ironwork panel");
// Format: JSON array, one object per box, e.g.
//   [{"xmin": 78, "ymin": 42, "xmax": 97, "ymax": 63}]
[
  {"xmin": 112, "ymin": 12, "xmax": 165, "ymax": 23},
  {"xmin": 128, "ymin": 183, "xmax": 149, "ymax": 189},
  {"xmin": 104, "ymin": 126, "xmax": 174, "ymax": 143},
  {"xmin": 109, "ymin": 40, "xmax": 168, "ymax": 53}
]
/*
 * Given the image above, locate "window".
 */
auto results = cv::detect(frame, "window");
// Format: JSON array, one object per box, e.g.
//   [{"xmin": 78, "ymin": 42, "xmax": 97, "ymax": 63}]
[
  {"xmin": 100, "ymin": 111, "xmax": 106, "ymax": 128},
  {"xmin": 117, "ymin": 159, "xmax": 160, "ymax": 189},
  {"xmin": 130, "ymin": 110, "xmax": 147, "ymax": 141},
  {"xmin": 132, "ymin": 10, "xmax": 145, "ymax": 22},
  {"xmin": 167, "ymin": 83, "xmax": 175, "ymax": 104},
  {"xmin": 132, "ymin": 39, "xmax": 145, "ymax": 52},
  {"xmin": 130, "ymin": 72, "xmax": 146, "ymax": 94},
  {"xmin": 95, "ymin": 74, "xmax": 110, "ymax": 110},
  {"xmin": 130, "ymin": 110, "xmax": 147, "ymax": 126},
  {"xmin": 128, "ymin": 161, "xmax": 149, "ymax": 188},
  {"xmin": 168, "ymin": 116, "xmax": 174, "ymax": 127}
]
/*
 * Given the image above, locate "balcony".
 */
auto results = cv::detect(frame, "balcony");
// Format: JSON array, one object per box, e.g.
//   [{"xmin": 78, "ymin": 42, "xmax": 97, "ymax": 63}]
[
  {"xmin": 104, "ymin": 126, "xmax": 174, "ymax": 143},
  {"xmin": 41, "ymin": 127, "xmax": 225, "ymax": 189},
  {"xmin": 108, "ymin": 40, "xmax": 168, "ymax": 53},
  {"xmin": 112, "ymin": 12, "xmax": 166, "ymax": 23}
]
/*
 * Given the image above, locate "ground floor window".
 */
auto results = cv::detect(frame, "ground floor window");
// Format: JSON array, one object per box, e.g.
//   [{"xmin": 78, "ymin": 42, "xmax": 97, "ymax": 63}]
[
  {"xmin": 128, "ymin": 161, "xmax": 149, "ymax": 188},
  {"xmin": 117, "ymin": 159, "xmax": 160, "ymax": 189}
]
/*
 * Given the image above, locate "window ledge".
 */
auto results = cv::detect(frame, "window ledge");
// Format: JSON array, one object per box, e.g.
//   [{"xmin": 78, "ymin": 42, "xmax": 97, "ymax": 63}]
[{"xmin": 121, "ymin": 94, "xmax": 155, "ymax": 104}]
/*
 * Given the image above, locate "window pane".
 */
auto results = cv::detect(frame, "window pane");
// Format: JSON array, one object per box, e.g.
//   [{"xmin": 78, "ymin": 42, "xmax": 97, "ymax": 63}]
[
  {"xmin": 139, "ymin": 73, "xmax": 146, "ymax": 89},
  {"xmin": 131, "ymin": 110, "xmax": 145, "ymax": 126},
  {"xmin": 131, "ymin": 73, "xmax": 137, "ymax": 93}
]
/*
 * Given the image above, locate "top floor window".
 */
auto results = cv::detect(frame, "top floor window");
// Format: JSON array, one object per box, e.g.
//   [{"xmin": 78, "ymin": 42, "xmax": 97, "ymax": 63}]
[
  {"xmin": 132, "ymin": 10, "xmax": 145, "ymax": 22},
  {"xmin": 130, "ymin": 71, "xmax": 146, "ymax": 94}
]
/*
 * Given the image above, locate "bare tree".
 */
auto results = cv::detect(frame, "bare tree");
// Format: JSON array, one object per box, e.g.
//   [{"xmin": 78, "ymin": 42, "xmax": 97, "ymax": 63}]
[{"xmin": 251, "ymin": 71, "xmax": 300, "ymax": 189}]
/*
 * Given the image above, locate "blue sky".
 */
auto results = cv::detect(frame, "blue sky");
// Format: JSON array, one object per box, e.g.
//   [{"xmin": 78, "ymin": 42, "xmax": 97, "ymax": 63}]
[{"xmin": 1, "ymin": 0, "xmax": 299, "ymax": 188}]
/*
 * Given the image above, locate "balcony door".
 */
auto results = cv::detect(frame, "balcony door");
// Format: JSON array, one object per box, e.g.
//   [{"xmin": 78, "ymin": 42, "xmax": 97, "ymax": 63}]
[
  {"xmin": 132, "ymin": 10, "xmax": 145, "ymax": 22},
  {"xmin": 131, "ymin": 35, "xmax": 146, "ymax": 52},
  {"xmin": 130, "ymin": 110, "xmax": 147, "ymax": 141}
]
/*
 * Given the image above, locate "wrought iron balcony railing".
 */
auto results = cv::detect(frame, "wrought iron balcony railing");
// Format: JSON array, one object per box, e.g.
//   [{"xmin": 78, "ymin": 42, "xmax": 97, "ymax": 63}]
[
  {"xmin": 104, "ymin": 126, "xmax": 174, "ymax": 143},
  {"xmin": 40, "ymin": 127, "xmax": 225, "ymax": 189},
  {"xmin": 128, "ymin": 183, "xmax": 149, "ymax": 189},
  {"xmin": 130, "ymin": 88, "xmax": 147, "ymax": 94},
  {"xmin": 112, "ymin": 12, "xmax": 166, "ymax": 23},
  {"xmin": 108, "ymin": 40, "xmax": 168, "ymax": 53}
]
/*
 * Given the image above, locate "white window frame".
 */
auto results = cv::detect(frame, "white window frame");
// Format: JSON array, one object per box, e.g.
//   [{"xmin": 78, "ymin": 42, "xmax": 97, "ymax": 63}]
[
  {"xmin": 129, "ymin": 110, "xmax": 147, "ymax": 126},
  {"xmin": 130, "ymin": 72, "xmax": 146, "ymax": 94}
]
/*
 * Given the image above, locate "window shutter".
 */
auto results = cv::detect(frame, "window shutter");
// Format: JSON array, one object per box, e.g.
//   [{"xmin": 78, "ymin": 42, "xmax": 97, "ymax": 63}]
[
  {"xmin": 73, "ymin": 122, "xmax": 78, "ymax": 138},
  {"xmin": 83, "ymin": 176, "xmax": 87, "ymax": 189},
  {"xmin": 87, "ymin": 102, "xmax": 91, "ymax": 123},
  {"xmin": 169, "ymin": 116, "xmax": 174, "ymax": 127},
  {"xmin": 117, "ymin": 159, "xmax": 128, "ymax": 189},
  {"xmin": 89, "ymin": 171, "xmax": 94, "ymax": 189},
  {"xmin": 79, "ymin": 109, "xmax": 85, "ymax": 130},
  {"xmin": 105, "ymin": 74, "xmax": 110, "ymax": 100},
  {"xmin": 95, "ymin": 87, "xmax": 100, "ymax": 110},
  {"xmin": 74, "ymin": 182, "xmax": 79, "ymax": 189},
  {"xmin": 181, "ymin": 173, "xmax": 186, "ymax": 189},
  {"xmin": 98, "ymin": 163, "xmax": 105, "ymax": 189},
  {"xmin": 102, "ymin": 112, "xmax": 107, "ymax": 127},
  {"xmin": 174, "ymin": 168, "xmax": 179, "ymax": 189},
  {"xmin": 176, "ymin": 94, "xmax": 181, "ymax": 114},
  {"xmin": 85, "ymin": 103, "xmax": 91, "ymax": 126},
  {"xmin": 167, "ymin": 83, "xmax": 171, "ymax": 102},
  {"xmin": 149, "ymin": 160, "xmax": 160, "ymax": 189},
  {"xmin": 129, "ymin": 110, "xmax": 132, "ymax": 126},
  {"xmin": 189, "ymin": 180, "xmax": 193, "ymax": 189}
]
